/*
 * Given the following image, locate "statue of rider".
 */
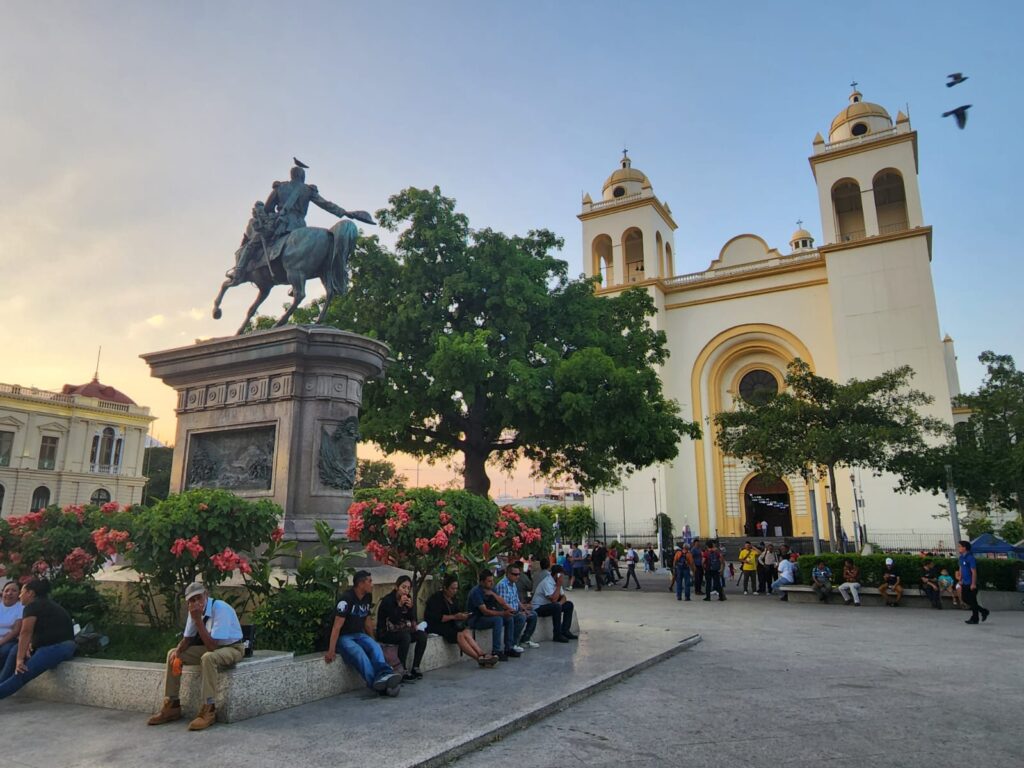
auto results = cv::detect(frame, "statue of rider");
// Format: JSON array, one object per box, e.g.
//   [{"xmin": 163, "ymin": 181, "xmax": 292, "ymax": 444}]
[{"xmin": 227, "ymin": 159, "xmax": 352, "ymax": 284}]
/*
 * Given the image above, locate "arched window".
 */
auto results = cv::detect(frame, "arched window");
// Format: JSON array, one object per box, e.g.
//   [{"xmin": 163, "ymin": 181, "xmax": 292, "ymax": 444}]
[
  {"xmin": 31, "ymin": 485, "xmax": 51, "ymax": 511},
  {"xmin": 592, "ymin": 235, "xmax": 613, "ymax": 287},
  {"xmin": 0, "ymin": 483, "xmax": 5, "ymax": 515},
  {"xmin": 873, "ymin": 169, "xmax": 908, "ymax": 234},
  {"xmin": 832, "ymin": 179, "xmax": 865, "ymax": 242},
  {"xmin": 738, "ymin": 369, "xmax": 779, "ymax": 406},
  {"xmin": 665, "ymin": 243, "xmax": 674, "ymax": 277},
  {"xmin": 656, "ymin": 232, "xmax": 664, "ymax": 278},
  {"xmin": 99, "ymin": 427, "xmax": 115, "ymax": 467},
  {"xmin": 90, "ymin": 488, "xmax": 111, "ymax": 506},
  {"xmin": 622, "ymin": 228, "xmax": 645, "ymax": 283}
]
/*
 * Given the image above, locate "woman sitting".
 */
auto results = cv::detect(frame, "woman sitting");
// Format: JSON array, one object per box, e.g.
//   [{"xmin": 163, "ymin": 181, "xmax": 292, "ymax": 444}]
[
  {"xmin": 376, "ymin": 575, "xmax": 428, "ymax": 681},
  {"xmin": 0, "ymin": 579, "xmax": 76, "ymax": 699},
  {"xmin": 424, "ymin": 574, "xmax": 496, "ymax": 668},
  {"xmin": 0, "ymin": 582, "xmax": 25, "ymax": 669}
]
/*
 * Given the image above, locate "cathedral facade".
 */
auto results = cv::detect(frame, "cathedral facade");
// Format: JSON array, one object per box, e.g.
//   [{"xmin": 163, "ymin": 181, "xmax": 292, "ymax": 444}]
[{"xmin": 582, "ymin": 89, "xmax": 961, "ymax": 544}]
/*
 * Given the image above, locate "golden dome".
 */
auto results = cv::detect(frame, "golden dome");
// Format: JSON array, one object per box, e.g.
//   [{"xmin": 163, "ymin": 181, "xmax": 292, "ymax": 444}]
[
  {"xmin": 790, "ymin": 228, "xmax": 813, "ymax": 243},
  {"xmin": 601, "ymin": 151, "xmax": 652, "ymax": 198},
  {"xmin": 830, "ymin": 90, "xmax": 891, "ymax": 134}
]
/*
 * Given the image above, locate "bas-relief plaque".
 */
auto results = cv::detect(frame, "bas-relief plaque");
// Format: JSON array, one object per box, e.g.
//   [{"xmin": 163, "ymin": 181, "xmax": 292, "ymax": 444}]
[
  {"xmin": 318, "ymin": 416, "xmax": 359, "ymax": 490},
  {"xmin": 186, "ymin": 425, "xmax": 275, "ymax": 491}
]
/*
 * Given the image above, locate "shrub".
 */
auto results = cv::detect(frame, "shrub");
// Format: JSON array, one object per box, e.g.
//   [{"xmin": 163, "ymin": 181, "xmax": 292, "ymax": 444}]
[
  {"xmin": 292, "ymin": 520, "xmax": 356, "ymax": 600},
  {"xmin": 796, "ymin": 553, "xmax": 1021, "ymax": 592},
  {"xmin": 252, "ymin": 588, "xmax": 336, "ymax": 655},
  {"xmin": 350, "ymin": 487, "xmax": 497, "ymax": 601},
  {"xmin": 51, "ymin": 580, "xmax": 111, "ymax": 628},
  {"xmin": 126, "ymin": 489, "xmax": 284, "ymax": 627}
]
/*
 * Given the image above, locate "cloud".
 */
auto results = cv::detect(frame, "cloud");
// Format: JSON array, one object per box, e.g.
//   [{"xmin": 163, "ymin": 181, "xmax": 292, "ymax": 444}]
[{"xmin": 145, "ymin": 314, "xmax": 166, "ymax": 328}]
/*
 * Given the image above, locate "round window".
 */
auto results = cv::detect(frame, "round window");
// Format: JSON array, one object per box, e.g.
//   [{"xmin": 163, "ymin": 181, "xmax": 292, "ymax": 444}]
[
  {"xmin": 738, "ymin": 369, "xmax": 779, "ymax": 405},
  {"xmin": 851, "ymin": 122, "xmax": 868, "ymax": 137},
  {"xmin": 613, "ymin": 186, "xmax": 626, "ymax": 198}
]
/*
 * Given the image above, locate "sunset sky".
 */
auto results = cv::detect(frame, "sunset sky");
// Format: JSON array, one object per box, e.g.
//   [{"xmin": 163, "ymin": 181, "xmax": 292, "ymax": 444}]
[{"xmin": 3, "ymin": 2, "xmax": 1021, "ymax": 495}]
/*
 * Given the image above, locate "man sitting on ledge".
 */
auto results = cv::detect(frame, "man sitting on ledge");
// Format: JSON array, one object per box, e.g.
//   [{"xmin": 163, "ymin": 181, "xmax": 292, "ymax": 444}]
[
  {"xmin": 148, "ymin": 582, "xmax": 245, "ymax": 731},
  {"xmin": 467, "ymin": 569, "xmax": 519, "ymax": 661},
  {"xmin": 325, "ymin": 570, "xmax": 402, "ymax": 697},
  {"xmin": 531, "ymin": 564, "xmax": 577, "ymax": 642},
  {"xmin": 811, "ymin": 560, "xmax": 833, "ymax": 602}
]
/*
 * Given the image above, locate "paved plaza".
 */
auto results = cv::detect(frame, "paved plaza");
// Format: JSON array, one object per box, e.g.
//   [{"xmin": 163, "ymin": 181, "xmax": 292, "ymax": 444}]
[{"xmin": 2, "ymin": 572, "xmax": 1021, "ymax": 767}]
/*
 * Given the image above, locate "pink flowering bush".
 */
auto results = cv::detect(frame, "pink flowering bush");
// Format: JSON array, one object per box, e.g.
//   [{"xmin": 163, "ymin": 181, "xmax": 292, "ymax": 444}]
[
  {"xmin": 127, "ymin": 489, "xmax": 286, "ymax": 627},
  {"xmin": 350, "ymin": 488, "xmax": 497, "ymax": 601}
]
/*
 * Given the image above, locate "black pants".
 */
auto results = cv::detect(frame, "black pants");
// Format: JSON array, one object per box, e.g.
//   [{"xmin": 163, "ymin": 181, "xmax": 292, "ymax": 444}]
[
  {"xmin": 961, "ymin": 586, "xmax": 987, "ymax": 621},
  {"xmin": 923, "ymin": 584, "xmax": 941, "ymax": 608},
  {"xmin": 693, "ymin": 565, "xmax": 704, "ymax": 593},
  {"xmin": 742, "ymin": 571, "xmax": 757, "ymax": 593},
  {"xmin": 704, "ymin": 570, "xmax": 725, "ymax": 597},
  {"xmin": 535, "ymin": 600, "xmax": 574, "ymax": 638},
  {"xmin": 379, "ymin": 629, "xmax": 427, "ymax": 670},
  {"xmin": 593, "ymin": 561, "xmax": 605, "ymax": 589},
  {"xmin": 624, "ymin": 564, "xmax": 641, "ymax": 588}
]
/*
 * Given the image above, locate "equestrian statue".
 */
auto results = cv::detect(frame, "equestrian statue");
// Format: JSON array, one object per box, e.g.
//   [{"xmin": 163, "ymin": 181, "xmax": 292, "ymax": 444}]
[{"xmin": 212, "ymin": 158, "xmax": 376, "ymax": 334}]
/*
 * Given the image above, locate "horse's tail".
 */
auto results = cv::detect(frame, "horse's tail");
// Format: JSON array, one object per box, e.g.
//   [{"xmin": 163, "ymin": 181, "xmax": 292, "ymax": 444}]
[{"xmin": 328, "ymin": 220, "xmax": 357, "ymax": 297}]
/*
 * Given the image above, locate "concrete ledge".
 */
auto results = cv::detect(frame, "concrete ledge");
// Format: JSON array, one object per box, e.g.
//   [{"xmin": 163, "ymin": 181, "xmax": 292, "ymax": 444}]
[
  {"xmin": 25, "ymin": 630, "xmax": 492, "ymax": 722},
  {"xmin": 781, "ymin": 584, "xmax": 1023, "ymax": 610}
]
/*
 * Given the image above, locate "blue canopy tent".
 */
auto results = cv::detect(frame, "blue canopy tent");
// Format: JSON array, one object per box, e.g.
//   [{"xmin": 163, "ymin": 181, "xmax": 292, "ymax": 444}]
[{"xmin": 970, "ymin": 532, "xmax": 1024, "ymax": 559}]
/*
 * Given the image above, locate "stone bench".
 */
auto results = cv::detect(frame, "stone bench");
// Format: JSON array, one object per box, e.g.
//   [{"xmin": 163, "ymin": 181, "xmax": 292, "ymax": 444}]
[
  {"xmin": 780, "ymin": 584, "xmax": 1023, "ymax": 610},
  {"xmin": 24, "ymin": 629, "xmax": 493, "ymax": 723}
]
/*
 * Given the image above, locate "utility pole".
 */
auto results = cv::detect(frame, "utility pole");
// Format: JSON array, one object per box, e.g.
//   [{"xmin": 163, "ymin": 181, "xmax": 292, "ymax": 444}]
[
  {"xmin": 945, "ymin": 464, "xmax": 962, "ymax": 550},
  {"xmin": 653, "ymin": 477, "xmax": 662, "ymax": 565},
  {"xmin": 850, "ymin": 472, "xmax": 863, "ymax": 552},
  {"xmin": 621, "ymin": 488, "xmax": 627, "ymax": 542},
  {"xmin": 803, "ymin": 471, "xmax": 822, "ymax": 555}
]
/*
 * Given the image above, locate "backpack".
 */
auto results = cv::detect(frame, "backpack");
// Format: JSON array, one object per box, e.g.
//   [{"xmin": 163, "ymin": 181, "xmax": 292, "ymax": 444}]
[{"xmin": 706, "ymin": 549, "xmax": 722, "ymax": 572}]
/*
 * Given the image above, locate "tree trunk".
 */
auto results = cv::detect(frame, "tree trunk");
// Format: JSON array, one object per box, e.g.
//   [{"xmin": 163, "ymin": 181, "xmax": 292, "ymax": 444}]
[
  {"xmin": 463, "ymin": 449, "xmax": 492, "ymax": 497},
  {"xmin": 827, "ymin": 464, "xmax": 844, "ymax": 553}
]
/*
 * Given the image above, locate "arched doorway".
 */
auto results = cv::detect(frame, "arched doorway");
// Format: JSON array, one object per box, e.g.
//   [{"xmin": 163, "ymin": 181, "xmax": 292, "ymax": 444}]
[{"xmin": 743, "ymin": 474, "xmax": 792, "ymax": 537}]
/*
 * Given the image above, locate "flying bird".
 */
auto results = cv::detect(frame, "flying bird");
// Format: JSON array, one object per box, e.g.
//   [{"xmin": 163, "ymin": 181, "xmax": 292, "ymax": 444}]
[
  {"xmin": 293, "ymin": 157, "xmax": 309, "ymax": 169},
  {"xmin": 942, "ymin": 105, "xmax": 971, "ymax": 129},
  {"xmin": 946, "ymin": 73, "xmax": 968, "ymax": 87}
]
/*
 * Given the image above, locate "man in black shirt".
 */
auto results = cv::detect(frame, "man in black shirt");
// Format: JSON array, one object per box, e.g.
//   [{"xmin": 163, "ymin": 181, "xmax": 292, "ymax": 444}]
[
  {"xmin": 920, "ymin": 559, "xmax": 942, "ymax": 609},
  {"xmin": 0, "ymin": 579, "xmax": 76, "ymax": 699},
  {"xmin": 325, "ymin": 570, "xmax": 402, "ymax": 696},
  {"xmin": 591, "ymin": 542, "xmax": 607, "ymax": 590}
]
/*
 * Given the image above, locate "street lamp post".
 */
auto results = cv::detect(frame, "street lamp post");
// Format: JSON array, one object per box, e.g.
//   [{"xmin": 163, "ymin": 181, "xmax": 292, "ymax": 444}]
[
  {"xmin": 850, "ymin": 472, "xmax": 863, "ymax": 552},
  {"xmin": 802, "ymin": 470, "xmax": 822, "ymax": 556},
  {"xmin": 652, "ymin": 477, "xmax": 662, "ymax": 566},
  {"xmin": 621, "ymin": 488, "xmax": 627, "ymax": 543},
  {"xmin": 945, "ymin": 464, "xmax": 962, "ymax": 550}
]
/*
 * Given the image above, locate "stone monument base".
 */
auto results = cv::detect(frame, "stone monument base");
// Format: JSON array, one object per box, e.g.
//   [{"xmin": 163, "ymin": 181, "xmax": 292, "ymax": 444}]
[{"xmin": 142, "ymin": 325, "xmax": 389, "ymax": 543}]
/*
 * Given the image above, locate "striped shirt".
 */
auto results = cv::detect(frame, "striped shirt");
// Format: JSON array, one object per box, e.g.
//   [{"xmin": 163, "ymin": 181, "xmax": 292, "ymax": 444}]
[{"xmin": 494, "ymin": 577, "xmax": 520, "ymax": 611}]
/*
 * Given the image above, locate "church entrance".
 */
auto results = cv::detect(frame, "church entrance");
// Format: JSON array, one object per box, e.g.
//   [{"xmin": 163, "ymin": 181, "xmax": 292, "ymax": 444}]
[{"xmin": 743, "ymin": 474, "xmax": 792, "ymax": 537}]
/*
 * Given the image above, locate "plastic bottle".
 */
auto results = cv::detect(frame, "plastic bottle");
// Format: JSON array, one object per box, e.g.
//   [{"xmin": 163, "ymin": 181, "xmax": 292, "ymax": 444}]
[{"xmin": 171, "ymin": 656, "xmax": 183, "ymax": 676}]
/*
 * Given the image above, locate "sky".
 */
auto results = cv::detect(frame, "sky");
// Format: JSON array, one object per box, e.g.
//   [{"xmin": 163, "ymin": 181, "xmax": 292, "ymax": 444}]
[{"xmin": 2, "ymin": 1, "xmax": 1021, "ymax": 494}]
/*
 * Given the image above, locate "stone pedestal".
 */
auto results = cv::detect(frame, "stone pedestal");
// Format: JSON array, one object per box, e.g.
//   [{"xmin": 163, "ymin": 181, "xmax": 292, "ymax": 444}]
[{"xmin": 141, "ymin": 325, "xmax": 389, "ymax": 542}]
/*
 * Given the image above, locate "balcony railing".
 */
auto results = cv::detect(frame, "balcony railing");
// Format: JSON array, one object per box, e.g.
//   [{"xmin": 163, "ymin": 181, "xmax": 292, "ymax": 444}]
[
  {"xmin": 90, "ymin": 463, "xmax": 122, "ymax": 476},
  {"xmin": 816, "ymin": 125, "xmax": 900, "ymax": 155},
  {"xmin": 838, "ymin": 229, "xmax": 866, "ymax": 243},
  {"xmin": 879, "ymin": 220, "xmax": 909, "ymax": 235},
  {"xmin": 663, "ymin": 250, "xmax": 822, "ymax": 288},
  {"xmin": 586, "ymin": 192, "xmax": 644, "ymax": 212}
]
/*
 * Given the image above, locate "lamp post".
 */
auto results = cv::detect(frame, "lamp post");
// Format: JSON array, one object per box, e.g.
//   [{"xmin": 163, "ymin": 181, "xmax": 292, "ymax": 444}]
[
  {"xmin": 621, "ymin": 488, "xmax": 627, "ymax": 542},
  {"xmin": 803, "ymin": 470, "xmax": 822, "ymax": 556},
  {"xmin": 653, "ymin": 476, "xmax": 662, "ymax": 566},
  {"xmin": 850, "ymin": 472, "xmax": 863, "ymax": 552},
  {"xmin": 945, "ymin": 465, "xmax": 962, "ymax": 550}
]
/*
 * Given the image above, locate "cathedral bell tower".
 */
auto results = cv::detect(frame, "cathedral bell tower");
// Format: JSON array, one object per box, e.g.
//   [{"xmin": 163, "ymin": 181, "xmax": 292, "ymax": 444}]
[{"xmin": 579, "ymin": 151, "xmax": 678, "ymax": 291}]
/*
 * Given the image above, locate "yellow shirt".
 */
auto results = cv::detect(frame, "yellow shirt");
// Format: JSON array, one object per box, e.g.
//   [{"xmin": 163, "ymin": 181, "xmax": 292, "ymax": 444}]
[{"xmin": 740, "ymin": 548, "xmax": 759, "ymax": 571}]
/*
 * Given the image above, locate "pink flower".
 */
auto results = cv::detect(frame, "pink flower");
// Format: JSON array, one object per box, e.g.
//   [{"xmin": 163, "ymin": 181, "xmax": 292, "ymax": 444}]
[
  {"xmin": 100, "ymin": 502, "xmax": 119, "ymax": 514},
  {"xmin": 197, "ymin": 503, "xmax": 209, "ymax": 511},
  {"xmin": 414, "ymin": 537, "xmax": 431, "ymax": 554},
  {"xmin": 512, "ymin": 536, "xmax": 522, "ymax": 551},
  {"xmin": 270, "ymin": 527, "xmax": 285, "ymax": 543},
  {"xmin": 429, "ymin": 529, "xmax": 449, "ymax": 549},
  {"xmin": 439, "ymin": 511, "xmax": 451, "ymax": 525},
  {"xmin": 435, "ymin": 499, "xmax": 447, "ymax": 508}
]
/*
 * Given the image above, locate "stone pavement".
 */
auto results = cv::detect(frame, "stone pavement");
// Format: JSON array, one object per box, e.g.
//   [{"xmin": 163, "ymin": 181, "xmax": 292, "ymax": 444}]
[
  {"xmin": 0, "ymin": 591, "xmax": 697, "ymax": 768},
  {"xmin": 453, "ymin": 572, "xmax": 1024, "ymax": 767}
]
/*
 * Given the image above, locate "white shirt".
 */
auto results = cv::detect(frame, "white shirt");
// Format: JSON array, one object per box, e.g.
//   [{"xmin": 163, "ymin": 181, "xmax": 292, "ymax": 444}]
[
  {"xmin": 0, "ymin": 602, "xmax": 24, "ymax": 636},
  {"xmin": 183, "ymin": 598, "xmax": 243, "ymax": 643},
  {"xmin": 777, "ymin": 560, "xmax": 797, "ymax": 583},
  {"xmin": 531, "ymin": 574, "xmax": 559, "ymax": 609},
  {"xmin": 626, "ymin": 548, "xmax": 638, "ymax": 564}
]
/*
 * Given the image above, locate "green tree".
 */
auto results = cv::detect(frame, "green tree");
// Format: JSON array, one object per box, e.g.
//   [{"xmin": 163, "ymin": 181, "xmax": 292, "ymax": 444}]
[
  {"xmin": 290, "ymin": 187, "xmax": 698, "ymax": 496},
  {"xmin": 895, "ymin": 352, "xmax": 1023, "ymax": 518},
  {"xmin": 965, "ymin": 517, "xmax": 994, "ymax": 540},
  {"xmin": 355, "ymin": 458, "xmax": 407, "ymax": 490},
  {"xmin": 999, "ymin": 516, "xmax": 1023, "ymax": 544},
  {"xmin": 539, "ymin": 503, "xmax": 597, "ymax": 545},
  {"xmin": 655, "ymin": 512, "xmax": 675, "ymax": 549},
  {"xmin": 714, "ymin": 359, "xmax": 944, "ymax": 551},
  {"xmin": 143, "ymin": 446, "xmax": 173, "ymax": 504}
]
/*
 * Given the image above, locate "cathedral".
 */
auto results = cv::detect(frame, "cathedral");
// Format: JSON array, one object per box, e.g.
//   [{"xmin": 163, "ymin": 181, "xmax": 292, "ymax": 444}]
[{"xmin": 581, "ymin": 88, "xmax": 962, "ymax": 546}]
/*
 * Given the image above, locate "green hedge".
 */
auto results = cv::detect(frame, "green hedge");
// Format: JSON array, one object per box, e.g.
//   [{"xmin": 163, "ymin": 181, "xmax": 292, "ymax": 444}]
[
  {"xmin": 252, "ymin": 588, "xmax": 336, "ymax": 655},
  {"xmin": 796, "ymin": 553, "xmax": 1021, "ymax": 592}
]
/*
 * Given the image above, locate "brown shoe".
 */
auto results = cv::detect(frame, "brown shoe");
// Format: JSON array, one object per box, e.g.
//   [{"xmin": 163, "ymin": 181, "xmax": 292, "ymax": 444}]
[
  {"xmin": 147, "ymin": 697, "xmax": 182, "ymax": 725},
  {"xmin": 188, "ymin": 703, "xmax": 217, "ymax": 731}
]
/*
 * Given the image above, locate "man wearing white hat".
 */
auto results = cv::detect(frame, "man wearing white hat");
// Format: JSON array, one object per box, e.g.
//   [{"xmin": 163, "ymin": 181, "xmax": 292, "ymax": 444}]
[
  {"xmin": 878, "ymin": 558, "xmax": 903, "ymax": 607},
  {"xmin": 147, "ymin": 582, "xmax": 245, "ymax": 730}
]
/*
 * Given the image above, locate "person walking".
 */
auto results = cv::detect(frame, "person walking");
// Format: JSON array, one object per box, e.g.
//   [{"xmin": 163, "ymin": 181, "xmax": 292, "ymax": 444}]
[
  {"xmin": 674, "ymin": 544, "xmax": 694, "ymax": 601},
  {"xmin": 622, "ymin": 544, "xmax": 641, "ymax": 589},
  {"xmin": 758, "ymin": 544, "xmax": 779, "ymax": 594},
  {"xmin": 958, "ymin": 540, "xmax": 990, "ymax": 625}
]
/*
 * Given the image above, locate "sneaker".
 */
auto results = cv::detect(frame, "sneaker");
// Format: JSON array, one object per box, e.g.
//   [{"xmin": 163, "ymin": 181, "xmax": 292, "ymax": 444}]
[
  {"xmin": 965, "ymin": 618, "xmax": 979, "ymax": 624},
  {"xmin": 552, "ymin": 635, "xmax": 570, "ymax": 643},
  {"xmin": 562, "ymin": 631, "xmax": 579, "ymax": 640},
  {"xmin": 523, "ymin": 640, "xmax": 540, "ymax": 649},
  {"xmin": 147, "ymin": 697, "xmax": 182, "ymax": 726},
  {"xmin": 372, "ymin": 674, "xmax": 392, "ymax": 692},
  {"xmin": 505, "ymin": 649, "xmax": 522, "ymax": 658},
  {"xmin": 511, "ymin": 645, "xmax": 525, "ymax": 653},
  {"xmin": 981, "ymin": 609, "xmax": 990, "ymax": 622},
  {"xmin": 410, "ymin": 667, "xmax": 424, "ymax": 679},
  {"xmin": 402, "ymin": 672, "xmax": 417, "ymax": 683},
  {"xmin": 187, "ymin": 703, "xmax": 216, "ymax": 731},
  {"xmin": 385, "ymin": 673, "xmax": 403, "ymax": 697},
  {"xmin": 743, "ymin": 590, "xmax": 748, "ymax": 595}
]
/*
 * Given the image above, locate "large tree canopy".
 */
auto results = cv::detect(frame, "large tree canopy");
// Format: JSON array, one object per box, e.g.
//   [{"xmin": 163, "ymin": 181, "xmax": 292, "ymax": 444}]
[
  {"xmin": 293, "ymin": 186, "xmax": 697, "ymax": 496},
  {"xmin": 715, "ymin": 359, "xmax": 944, "ymax": 549},
  {"xmin": 895, "ymin": 351, "xmax": 1024, "ymax": 517}
]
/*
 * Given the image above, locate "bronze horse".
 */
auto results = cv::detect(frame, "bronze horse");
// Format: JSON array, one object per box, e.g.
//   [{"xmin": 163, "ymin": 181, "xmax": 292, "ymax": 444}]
[{"xmin": 211, "ymin": 219, "xmax": 362, "ymax": 335}]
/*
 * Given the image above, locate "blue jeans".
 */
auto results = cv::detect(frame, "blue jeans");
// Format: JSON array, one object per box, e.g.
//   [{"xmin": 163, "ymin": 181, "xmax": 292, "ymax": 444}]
[
  {"xmin": 336, "ymin": 633, "xmax": 392, "ymax": 689},
  {"xmin": 0, "ymin": 640, "xmax": 76, "ymax": 699},
  {"xmin": 518, "ymin": 612, "xmax": 539, "ymax": 643},
  {"xmin": 675, "ymin": 566, "xmax": 692, "ymax": 600},
  {"xmin": 771, "ymin": 577, "xmax": 793, "ymax": 594},
  {"xmin": 0, "ymin": 640, "xmax": 17, "ymax": 670},
  {"xmin": 468, "ymin": 614, "xmax": 507, "ymax": 653}
]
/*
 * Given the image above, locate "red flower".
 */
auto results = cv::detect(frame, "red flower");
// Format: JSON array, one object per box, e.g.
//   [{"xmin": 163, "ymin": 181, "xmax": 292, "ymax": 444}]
[
  {"xmin": 100, "ymin": 502, "xmax": 120, "ymax": 514},
  {"xmin": 435, "ymin": 499, "xmax": 447, "ymax": 508},
  {"xmin": 439, "ymin": 511, "xmax": 451, "ymax": 525},
  {"xmin": 270, "ymin": 527, "xmax": 285, "ymax": 543}
]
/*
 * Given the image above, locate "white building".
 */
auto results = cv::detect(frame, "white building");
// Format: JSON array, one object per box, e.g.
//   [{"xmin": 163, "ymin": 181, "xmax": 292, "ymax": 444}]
[
  {"xmin": 0, "ymin": 378, "xmax": 155, "ymax": 515},
  {"xmin": 581, "ymin": 88, "xmax": 960, "ymax": 542}
]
